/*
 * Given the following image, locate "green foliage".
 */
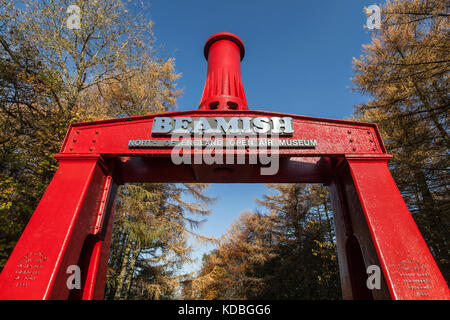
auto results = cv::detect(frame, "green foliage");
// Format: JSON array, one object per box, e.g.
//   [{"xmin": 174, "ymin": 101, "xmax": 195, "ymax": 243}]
[{"xmin": 106, "ymin": 183, "xmax": 214, "ymax": 300}]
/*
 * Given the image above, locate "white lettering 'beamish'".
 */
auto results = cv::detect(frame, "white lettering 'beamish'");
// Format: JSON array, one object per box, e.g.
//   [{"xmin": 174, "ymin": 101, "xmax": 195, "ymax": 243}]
[
  {"xmin": 151, "ymin": 116, "xmax": 294, "ymax": 135},
  {"xmin": 178, "ymin": 304, "xmax": 212, "ymax": 318}
]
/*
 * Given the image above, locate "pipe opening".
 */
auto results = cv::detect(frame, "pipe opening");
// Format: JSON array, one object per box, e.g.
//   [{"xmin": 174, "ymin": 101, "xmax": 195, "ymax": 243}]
[
  {"xmin": 227, "ymin": 101, "xmax": 238, "ymax": 110},
  {"xmin": 209, "ymin": 102, "xmax": 219, "ymax": 110}
]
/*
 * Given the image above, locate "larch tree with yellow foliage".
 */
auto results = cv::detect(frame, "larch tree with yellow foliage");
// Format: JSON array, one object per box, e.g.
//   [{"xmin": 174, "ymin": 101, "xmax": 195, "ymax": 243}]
[{"xmin": 352, "ymin": 0, "xmax": 449, "ymax": 280}]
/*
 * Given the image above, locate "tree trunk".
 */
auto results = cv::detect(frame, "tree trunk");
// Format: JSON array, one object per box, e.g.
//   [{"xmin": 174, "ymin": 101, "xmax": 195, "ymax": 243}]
[
  {"xmin": 123, "ymin": 243, "xmax": 140, "ymax": 300},
  {"xmin": 114, "ymin": 237, "xmax": 133, "ymax": 300}
]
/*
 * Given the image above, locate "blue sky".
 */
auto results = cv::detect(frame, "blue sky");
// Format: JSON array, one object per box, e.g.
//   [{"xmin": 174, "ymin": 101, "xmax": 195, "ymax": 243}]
[{"xmin": 144, "ymin": 0, "xmax": 377, "ymax": 274}]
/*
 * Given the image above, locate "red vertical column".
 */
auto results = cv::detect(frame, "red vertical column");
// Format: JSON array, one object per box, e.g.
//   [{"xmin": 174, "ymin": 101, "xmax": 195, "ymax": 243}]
[
  {"xmin": 328, "ymin": 157, "xmax": 391, "ymax": 300},
  {"xmin": 345, "ymin": 156, "xmax": 449, "ymax": 299},
  {"xmin": 83, "ymin": 187, "xmax": 117, "ymax": 300},
  {"xmin": 0, "ymin": 155, "xmax": 117, "ymax": 300},
  {"xmin": 70, "ymin": 180, "xmax": 118, "ymax": 300}
]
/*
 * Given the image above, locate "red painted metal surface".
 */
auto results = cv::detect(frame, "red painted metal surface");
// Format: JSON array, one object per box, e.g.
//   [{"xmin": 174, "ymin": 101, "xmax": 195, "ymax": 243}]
[
  {"xmin": 0, "ymin": 32, "xmax": 448, "ymax": 300},
  {"xmin": 0, "ymin": 156, "xmax": 117, "ymax": 299},
  {"xmin": 346, "ymin": 158, "xmax": 449, "ymax": 299},
  {"xmin": 58, "ymin": 110, "xmax": 384, "ymax": 157},
  {"xmin": 328, "ymin": 157, "xmax": 449, "ymax": 299},
  {"xmin": 199, "ymin": 32, "xmax": 248, "ymax": 111}
]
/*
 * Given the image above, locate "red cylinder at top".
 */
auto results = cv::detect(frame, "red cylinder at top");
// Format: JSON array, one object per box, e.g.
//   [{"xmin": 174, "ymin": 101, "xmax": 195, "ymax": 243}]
[{"xmin": 199, "ymin": 32, "xmax": 249, "ymax": 111}]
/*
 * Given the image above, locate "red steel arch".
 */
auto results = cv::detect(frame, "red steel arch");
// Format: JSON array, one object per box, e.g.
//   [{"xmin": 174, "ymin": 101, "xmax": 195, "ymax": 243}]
[{"xmin": 0, "ymin": 33, "xmax": 448, "ymax": 300}]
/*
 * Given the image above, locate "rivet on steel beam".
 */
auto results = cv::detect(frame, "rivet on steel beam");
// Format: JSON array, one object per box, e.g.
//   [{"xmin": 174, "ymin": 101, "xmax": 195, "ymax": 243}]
[
  {"xmin": 92, "ymin": 139, "xmax": 96, "ymax": 143},
  {"xmin": 89, "ymin": 147, "xmax": 94, "ymax": 151},
  {"xmin": 349, "ymin": 139, "xmax": 354, "ymax": 143},
  {"xmin": 76, "ymin": 130, "xmax": 80, "ymax": 134},
  {"xmin": 347, "ymin": 130, "xmax": 351, "ymax": 134},
  {"xmin": 352, "ymin": 147, "xmax": 356, "ymax": 151},
  {"xmin": 95, "ymin": 131, "xmax": 99, "ymax": 134},
  {"xmin": 73, "ymin": 138, "xmax": 77, "ymax": 142}
]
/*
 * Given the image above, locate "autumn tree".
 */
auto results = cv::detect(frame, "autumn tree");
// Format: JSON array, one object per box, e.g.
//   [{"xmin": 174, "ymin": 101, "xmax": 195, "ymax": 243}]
[
  {"xmin": 0, "ymin": 0, "xmax": 65, "ymax": 265},
  {"xmin": 189, "ymin": 184, "xmax": 341, "ymax": 300},
  {"xmin": 0, "ymin": 0, "xmax": 161, "ymax": 265},
  {"xmin": 185, "ymin": 211, "xmax": 276, "ymax": 300},
  {"xmin": 353, "ymin": 0, "xmax": 449, "ymax": 279},
  {"xmin": 254, "ymin": 184, "xmax": 340, "ymax": 299},
  {"xmin": 0, "ymin": 0, "xmax": 215, "ymax": 300}
]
